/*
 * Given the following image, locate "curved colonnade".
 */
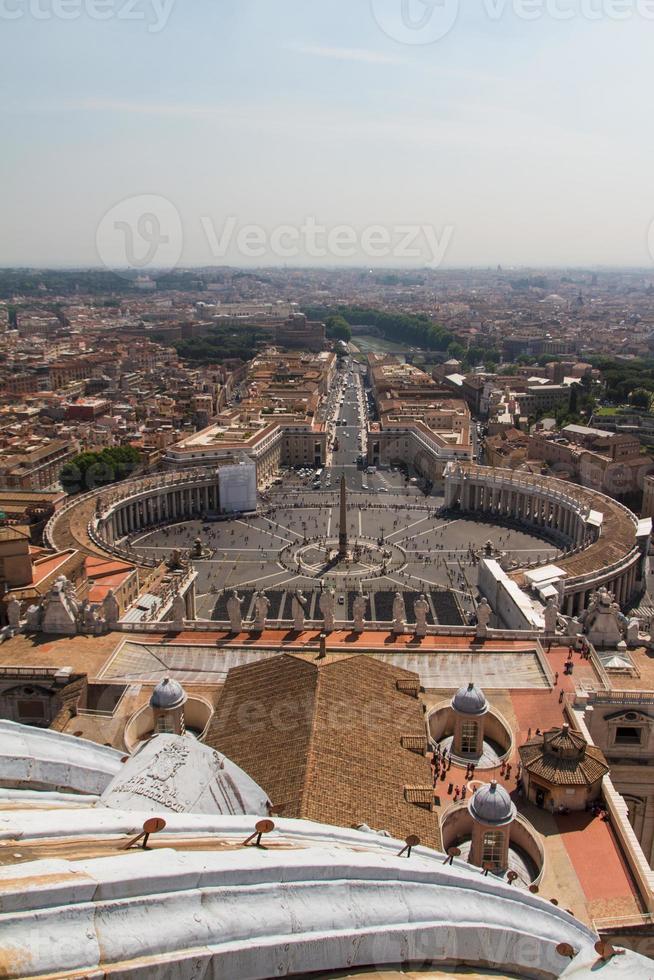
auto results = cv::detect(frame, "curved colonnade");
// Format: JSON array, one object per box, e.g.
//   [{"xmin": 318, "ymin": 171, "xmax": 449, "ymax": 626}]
[
  {"xmin": 45, "ymin": 462, "xmax": 651, "ymax": 620},
  {"xmin": 45, "ymin": 468, "xmax": 225, "ymax": 568},
  {"xmin": 445, "ymin": 463, "xmax": 649, "ymax": 615}
]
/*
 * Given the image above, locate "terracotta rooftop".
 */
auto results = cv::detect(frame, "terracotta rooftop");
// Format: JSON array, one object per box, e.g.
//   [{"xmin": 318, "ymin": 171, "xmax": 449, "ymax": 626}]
[
  {"xmin": 206, "ymin": 653, "xmax": 441, "ymax": 850},
  {"xmin": 519, "ymin": 726, "xmax": 610, "ymax": 787}
]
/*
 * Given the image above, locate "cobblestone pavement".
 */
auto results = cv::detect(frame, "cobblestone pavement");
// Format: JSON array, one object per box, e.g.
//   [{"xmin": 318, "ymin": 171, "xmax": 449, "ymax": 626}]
[{"xmin": 131, "ymin": 485, "xmax": 560, "ymax": 627}]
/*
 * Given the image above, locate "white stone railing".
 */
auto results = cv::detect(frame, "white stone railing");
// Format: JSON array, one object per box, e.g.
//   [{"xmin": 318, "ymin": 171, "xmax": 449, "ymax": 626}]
[{"xmin": 111, "ymin": 617, "xmax": 548, "ymax": 642}]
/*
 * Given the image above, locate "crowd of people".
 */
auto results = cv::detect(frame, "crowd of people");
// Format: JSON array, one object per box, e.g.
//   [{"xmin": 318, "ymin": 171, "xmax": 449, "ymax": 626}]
[{"xmin": 120, "ymin": 488, "xmax": 557, "ymax": 629}]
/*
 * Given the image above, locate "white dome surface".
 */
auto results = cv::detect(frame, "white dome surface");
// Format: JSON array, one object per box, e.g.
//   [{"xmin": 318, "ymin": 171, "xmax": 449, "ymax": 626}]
[
  {"xmin": 100, "ymin": 734, "xmax": 270, "ymax": 817},
  {"xmin": 452, "ymin": 682, "xmax": 487, "ymax": 716},
  {"xmin": 0, "ymin": 720, "xmax": 123, "ymax": 796},
  {"xmin": 150, "ymin": 676, "xmax": 186, "ymax": 709},
  {"xmin": 0, "ymin": 813, "xmax": 650, "ymax": 980},
  {"xmin": 469, "ymin": 780, "xmax": 516, "ymax": 826}
]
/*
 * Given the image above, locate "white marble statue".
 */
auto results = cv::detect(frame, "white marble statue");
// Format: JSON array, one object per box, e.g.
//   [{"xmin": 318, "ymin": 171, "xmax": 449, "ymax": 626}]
[
  {"xmin": 353, "ymin": 593, "xmax": 368, "ymax": 632},
  {"xmin": 292, "ymin": 589, "xmax": 308, "ymax": 631},
  {"xmin": 392, "ymin": 592, "xmax": 406, "ymax": 635},
  {"xmin": 62, "ymin": 577, "xmax": 80, "ymax": 619},
  {"xmin": 83, "ymin": 601, "xmax": 102, "ymax": 633},
  {"xmin": 6, "ymin": 598, "xmax": 21, "ymax": 629},
  {"xmin": 170, "ymin": 591, "xmax": 187, "ymax": 628},
  {"xmin": 253, "ymin": 591, "xmax": 270, "ymax": 631},
  {"xmin": 567, "ymin": 616, "xmax": 582, "ymax": 637},
  {"xmin": 227, "ymin": 590, "xmax": 245, "ymax": 633},
  {"xmin": 41, "ymin": 576, "xmax": 79, "ymax": 636},
  {"xmin": 414, "ymin": 594, "xmax": 429, "ymax": 638},
  {"xmin": 582, "ymin": 587, "xmax": 624, "ymax": 649},
  {"xmin": 319, "ymin": 586, "xmax": 336, "ymax": 632},
  {"xmin": 627, "ymin": 618, "xmax": 641, "ymax": 645},
  {"xmin": 544, "ymin": 597, "xmax": 559, "ymax": 635},
  {"xmin": 102, "ymin": 590, "xmax": 120, "ymax": 627},
  {"xmin": 25, "ymin": 604, "xmax": 42, "ymax": 631},
  {"xmin": 476, "ymin": 598, "xmax": 492, "ymax": 638}
]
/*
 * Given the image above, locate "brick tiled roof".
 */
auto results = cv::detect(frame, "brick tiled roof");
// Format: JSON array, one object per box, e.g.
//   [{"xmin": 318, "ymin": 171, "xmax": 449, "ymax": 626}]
[
  {"xmin": 206, "ymin": 653, "xmax": 441, "ymax": 850},
  {"xmin": 519, "ymin": 726, "xmax": 609, "ymax": 787}
]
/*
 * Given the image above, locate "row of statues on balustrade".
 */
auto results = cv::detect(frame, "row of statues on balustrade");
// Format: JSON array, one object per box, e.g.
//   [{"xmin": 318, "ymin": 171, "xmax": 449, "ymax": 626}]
[
  {"xmin": 10, "ymin": 573, "xmax": 641, "ymax": 651},
  {"xmin": 5, "ymin": 575, "xmax": 120, "ymax": 637},
  {"xmin": 222, "ymin": 586, "xmax": 493, "ymax": 638}
]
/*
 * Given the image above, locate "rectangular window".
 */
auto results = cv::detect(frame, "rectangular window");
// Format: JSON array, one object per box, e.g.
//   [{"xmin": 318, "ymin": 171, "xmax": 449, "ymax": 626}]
[
  {"xmin": 461, "ymin": 721, "xmax": 478, "ymax": 754},
  {"xmin": 615, "ymin": 726, "xmax": 642, "ymax": 746},
  {"xmin": 17, "ymin": 699, "xmax": 47, "ymax": 721},
  {"xmin": 482, "ymin": 831, "xmax": 504, "ymax": 867}
]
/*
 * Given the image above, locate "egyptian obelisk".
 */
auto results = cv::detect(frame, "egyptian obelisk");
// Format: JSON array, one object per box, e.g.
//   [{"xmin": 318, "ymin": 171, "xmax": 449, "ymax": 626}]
[{"xmin": 338, "ymin": 474, "xmax": 348, "ymax": 557}]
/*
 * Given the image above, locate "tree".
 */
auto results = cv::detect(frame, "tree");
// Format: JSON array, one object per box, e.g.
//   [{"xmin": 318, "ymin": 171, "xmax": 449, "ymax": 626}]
[
  {"xmin": 325, "ymin": 316, "xmax": 351, "ymax": 342},
  {"xmin": 304, "ymin": 305, "xmax": 454, "ymax": 352},
  {"xmin": 630, "ymin": 388, "xmax": 652, "ymax": 410},
  {"xmin": 447, "ymin": 341, "xmax": 465, "ymax": 360},
  {"xmin": 60, "ymin": 446, "xmax": 141, "ymax": 495}
]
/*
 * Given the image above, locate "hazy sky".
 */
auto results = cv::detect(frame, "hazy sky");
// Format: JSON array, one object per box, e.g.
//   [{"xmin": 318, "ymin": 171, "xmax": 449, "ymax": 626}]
[{"xmin": 2, "ymin": 0, "xmax": 654, "ymax": 269}]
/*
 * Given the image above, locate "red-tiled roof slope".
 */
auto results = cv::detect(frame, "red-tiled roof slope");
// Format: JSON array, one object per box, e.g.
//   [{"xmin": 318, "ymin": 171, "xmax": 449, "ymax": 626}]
[{"xmin": 206, "ymin": 653, "xmax": 441, "ymax": 849}]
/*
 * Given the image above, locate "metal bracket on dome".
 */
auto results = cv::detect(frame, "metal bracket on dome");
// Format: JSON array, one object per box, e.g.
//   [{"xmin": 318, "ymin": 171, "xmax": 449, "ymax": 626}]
[
  {"xmin": 242, "ymin": 819, "xmax": 275, "ymax": 848},
  {"xmin": 506, "ymin": 870, "xmax": 519, "ymax": 885},
  {"xmin": 397, "ymin": 834, "xmax": 420, "ymax": 858},
  {"xmin": 443, "ymin": 846, "xmax": 461, "ymax": 866},
  {"xmin": 556, "ymin": 943, "xmax": 578, "ymax": 961},
  {"xmin": 123, "ymin": 817, "xmax": 167, "ymax": 850},
  {"xmin": 594, "ymin": 940, "xmax": 626, "ymax": 963}
]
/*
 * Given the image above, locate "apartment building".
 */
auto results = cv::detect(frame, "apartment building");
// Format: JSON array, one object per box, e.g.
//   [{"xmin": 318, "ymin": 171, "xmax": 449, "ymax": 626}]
[
  {"xmin": 0, "ymin": 440, "xmax": 75, "ymax": 490},
  {"xmin": 367, "ymin": 356, "xmax": 473, "ymax": 482},
  {"xmin": 529, "ymin": 424, "xmax": 653, "ymax": 498}
]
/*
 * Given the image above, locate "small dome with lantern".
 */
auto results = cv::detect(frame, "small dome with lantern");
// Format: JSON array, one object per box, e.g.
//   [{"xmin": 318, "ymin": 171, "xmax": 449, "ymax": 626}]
[
  {"xmin": 451, "ymin": 682, "xmax": 488, "ymax": 717},
  {"xmin": 150, "ymin": 677, "xmax": 187, "ymax": 711},
  {"xmin": 468, "ymin": 780, "xmax": 516, "ymax": 827}
]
